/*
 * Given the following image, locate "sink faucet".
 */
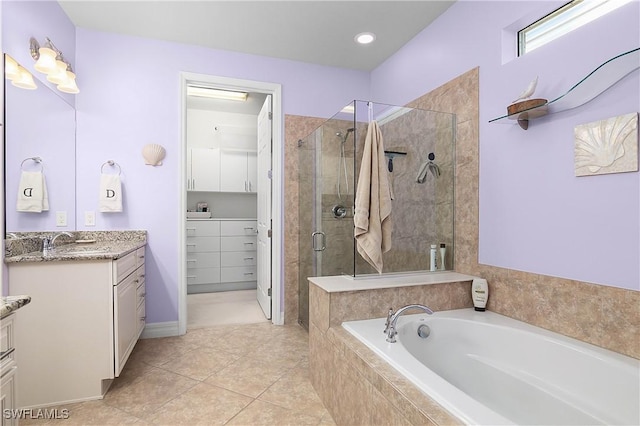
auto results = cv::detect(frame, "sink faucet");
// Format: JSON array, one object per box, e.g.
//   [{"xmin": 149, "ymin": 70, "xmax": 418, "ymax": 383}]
[
  {"xmin": 384, "ymin": 304, "xmax": 434, "ymax": 343},
  {"xmin": 42, "ymin": 231, "xmax": 75, "ymax": 252}
]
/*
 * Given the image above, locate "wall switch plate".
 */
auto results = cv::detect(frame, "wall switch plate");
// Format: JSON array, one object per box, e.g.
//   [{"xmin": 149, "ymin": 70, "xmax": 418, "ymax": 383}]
[
  {"xmin": 85, "ymin": 211, "xmax": 96, "ymax": 227},
  {"xmin": 56, "ymin": 211, "xmax": 67, "ymax": 227}
]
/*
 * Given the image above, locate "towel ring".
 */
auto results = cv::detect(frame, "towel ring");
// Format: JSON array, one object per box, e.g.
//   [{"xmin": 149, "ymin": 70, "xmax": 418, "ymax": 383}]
[
  {"xmin": 101, "ymin": 160, "xmax": 121, "ymax": 175},
  {"xmin": 21, "ymin": 157, "xmax": 44, "ymax": 172}
]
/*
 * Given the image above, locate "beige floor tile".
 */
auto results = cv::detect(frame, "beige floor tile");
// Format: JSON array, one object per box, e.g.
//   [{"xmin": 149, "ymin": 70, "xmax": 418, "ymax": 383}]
[
  {"xmin": 204, "ymin": 355, "xmax": 291, "ymax": 398},
  {"xmin": 18, "ymin": 401, "xmax": 143, "ymax": 425},
  {"xmin": 159, "ymin": 345, "xmax": 240, "ymax": 381},
  {"xmin": 259, "ymin": 366, "xmax": 328, "ymax": 418},
  {"xmin": 132, "ymin": 335, "xmax": 201, "ymax": 367},
  {"xmin": 226, "ymin": 399, "xmax": 322, "ymax": 426},
  {"xmin": 103, "ymin": 369, "xmax": 198, "ymax": 419},
  {"xmin": 145, "ymin": 383, "xmax": 253, "ymax": 425}
]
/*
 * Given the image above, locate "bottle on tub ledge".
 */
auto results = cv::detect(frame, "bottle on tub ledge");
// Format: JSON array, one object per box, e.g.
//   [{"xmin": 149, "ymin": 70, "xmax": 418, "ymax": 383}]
[
  {"xmin": 472, "ymin": 278, "xmax": 489, "ymax": 311},
  {"xmin": 429, "ymin": 244, "xmax": 437, "ymax": 271}
]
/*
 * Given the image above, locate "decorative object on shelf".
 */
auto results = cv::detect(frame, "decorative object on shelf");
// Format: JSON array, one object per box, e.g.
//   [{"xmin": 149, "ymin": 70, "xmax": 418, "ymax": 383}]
[
  {"xmin": 29, "ymin": 37, "xmax": 79, "ymax": 94},
  {"xmin": 490, "ymin": 47, "xmax": 640, "ymax": 129},
  {"xmin": 4, "ymin": 54, "xmax": 37, "ymax": 90},
  {"xmin": 142, "ymin": 143, "xmax": 166, "ymax": 166},
  {"xmin": 574, "ymin": 112, "xmax": 638, "ymax": 177},
  {"xmin": 512, "ymin": 76, "xmax": 539, "ymax": 103}
]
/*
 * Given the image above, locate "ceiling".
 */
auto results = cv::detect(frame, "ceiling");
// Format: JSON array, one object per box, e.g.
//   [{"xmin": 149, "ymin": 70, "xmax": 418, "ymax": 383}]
[{"xmin": 58, "ymin": 1, "xmax": 455, "ymax": 72}]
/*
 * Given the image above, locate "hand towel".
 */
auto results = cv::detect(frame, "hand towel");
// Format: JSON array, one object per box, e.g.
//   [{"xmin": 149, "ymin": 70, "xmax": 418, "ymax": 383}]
[
  {"xmin": 353, "ymin": 121, "xmax": 393, "ymax": 273},
  {"xmin": 16, "ymin": 171, "xmax": 49, "ymax": 212},
  {"xmin": 99, "ymin": 173, "xmax": 122, "ymax": 212}
]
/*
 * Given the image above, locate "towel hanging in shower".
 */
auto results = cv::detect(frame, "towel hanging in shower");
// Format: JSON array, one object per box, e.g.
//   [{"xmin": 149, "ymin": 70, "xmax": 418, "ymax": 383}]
[{"xmin": 354, "ymin": 120, "xmax": 392, "ymax": 274}]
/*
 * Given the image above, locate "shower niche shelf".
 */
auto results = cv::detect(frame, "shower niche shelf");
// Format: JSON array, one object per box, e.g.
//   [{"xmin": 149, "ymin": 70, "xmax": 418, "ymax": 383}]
[{"xmin": 489, "ymin": 47, "xmax": 639, "ymax": 130}]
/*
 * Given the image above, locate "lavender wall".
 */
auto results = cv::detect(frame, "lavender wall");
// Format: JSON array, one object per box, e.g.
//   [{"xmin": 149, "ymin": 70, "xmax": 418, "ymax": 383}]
[
  {"xmin": 372, "ymin": 1, "xmax": 640, "ymax": 291},
  {"xmin": 74, "ymin": 29, "xmax": 371, "ymax": 323}
]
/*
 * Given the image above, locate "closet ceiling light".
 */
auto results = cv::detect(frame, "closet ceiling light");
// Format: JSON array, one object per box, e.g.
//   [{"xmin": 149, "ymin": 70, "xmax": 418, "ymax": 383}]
[
  {"xmin": 187, "ymin": 86, "xmax": 248, "ymax": 101},
  {"xmin": 355, "ymin": 32, "xmax": 376, "ymax": 44}
]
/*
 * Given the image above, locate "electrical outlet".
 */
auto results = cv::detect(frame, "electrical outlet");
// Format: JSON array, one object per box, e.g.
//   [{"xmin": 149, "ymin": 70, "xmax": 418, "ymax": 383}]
[
  {"xmin": 85, "ymin": 211, "xmax": 96, "ymax": 227},
  {"xmin": 56, "ymin": 211, "xmax": 67, "ymax": 227}
]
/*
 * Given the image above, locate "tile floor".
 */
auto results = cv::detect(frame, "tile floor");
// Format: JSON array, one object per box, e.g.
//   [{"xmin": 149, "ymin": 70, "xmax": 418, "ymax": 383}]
[{"xmin": 21, "ymin": 322, "xmax": 335, "ymax": 425}]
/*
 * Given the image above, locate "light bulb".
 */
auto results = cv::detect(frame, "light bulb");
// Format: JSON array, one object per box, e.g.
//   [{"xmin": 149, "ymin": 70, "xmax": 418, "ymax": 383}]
[
  {"xmin": 34, "ymin": 46, "xmax": 58, "ymax": 74},
  {"xmin": 11, "ymin": 66, "xmax": 37, "ymax": 90},
  {"xmin": 4, "ymin": 55, "xmax": 20, "ymax": 80},
  {"xmin": 57, "ymin": 70, "xmax": 79, "ymax": 94},
  {"xmin": 47, "ymin": 59, "xmax": 68, "ymax": 84}
]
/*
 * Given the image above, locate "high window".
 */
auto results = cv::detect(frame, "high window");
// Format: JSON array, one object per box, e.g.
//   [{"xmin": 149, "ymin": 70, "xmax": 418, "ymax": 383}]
[{"xmin": 518, "ymin": 0, "xmax": 633, "ymax": 56}]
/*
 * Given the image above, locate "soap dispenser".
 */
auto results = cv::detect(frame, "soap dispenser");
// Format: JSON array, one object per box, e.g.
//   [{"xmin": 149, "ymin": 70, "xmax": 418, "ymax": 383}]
[{"xmin": 472, "ymin": 278, "xmax": 489, "ymax": 311}]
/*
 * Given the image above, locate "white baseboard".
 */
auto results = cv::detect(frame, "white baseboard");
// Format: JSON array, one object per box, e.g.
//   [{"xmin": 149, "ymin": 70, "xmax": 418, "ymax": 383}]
[{"xmin": 141, "ymin": 321, "xmax": 180, "ymax": 339}]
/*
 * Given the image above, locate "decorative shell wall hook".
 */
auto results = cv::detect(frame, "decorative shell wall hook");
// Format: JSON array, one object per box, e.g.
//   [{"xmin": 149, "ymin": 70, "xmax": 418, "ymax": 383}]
[{"xmin": 142, "ymin": 143, "xmax": 166, "ymax": 166}]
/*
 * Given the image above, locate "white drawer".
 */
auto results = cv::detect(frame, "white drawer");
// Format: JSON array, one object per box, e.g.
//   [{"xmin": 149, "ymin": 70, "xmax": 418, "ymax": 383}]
[
  {"xmin": 136, "ymin": 281, "xmax": 146, "ymax": 308},
  {"xmin": 221, "ymin": 236, "xmax": 256, "ymax": 252},
  {"xmin": 186, "ymin": 267, "xmax": 221, "ymax": 284},
  {"xmin": 186, "ymin": 252, "xmax": 221, "ymax": 269},
  {"xmin": 114, "ymin": 251, "xmax": 137, "ymax": 283},
  {"xmin": 136, "ymin": 246, "xmax": 146, "ymax": 267},
  {"xmin": 220, "ymin": 220, "xmax": 257, "ymax": 236},
  {"xmin": 186, "ymin": 236, "xmax": 221, "ymax": 253},
  {"xmin": 221, "ymin": 266, "xmax": 257, "ymax": 282},
  {"xmin": 186, "ymin": 220, "xmax": 221, "ymax": 237},
  {"xmin": 136, "ymin": 264, "xmax": 145, "ymax": 286},
  {"xmin": 221, "ymin": 251, "xmax": 257, "ymax": 267}
]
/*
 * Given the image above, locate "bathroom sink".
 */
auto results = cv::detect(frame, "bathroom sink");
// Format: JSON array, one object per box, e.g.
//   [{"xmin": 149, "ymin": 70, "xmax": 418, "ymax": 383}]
[{"xmin": 48, "ymin": 245, "xmax": 111, "ymax": 256}]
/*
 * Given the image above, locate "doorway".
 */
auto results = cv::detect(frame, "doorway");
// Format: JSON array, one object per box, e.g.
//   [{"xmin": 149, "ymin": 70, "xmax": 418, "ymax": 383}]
[{"xmin": 179, "ymin": 73, "xmax": 283, "ymax": 334}]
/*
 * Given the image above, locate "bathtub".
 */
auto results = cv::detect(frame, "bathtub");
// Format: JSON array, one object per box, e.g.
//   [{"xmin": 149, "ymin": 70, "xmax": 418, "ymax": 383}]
[{"xmin": 342, "ymin": 309, "xmax": 640, "ymax": 425}]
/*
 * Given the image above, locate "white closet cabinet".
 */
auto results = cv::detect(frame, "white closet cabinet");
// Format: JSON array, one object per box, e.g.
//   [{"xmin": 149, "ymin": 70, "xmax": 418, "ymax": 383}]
[
  {"xmin": 220, "ymin": 220, "xmax": 258, "ymax": 283},
  {"xmin": 188, "ymin": 147, "xmax": 220, "ymax": 191},
  {"xmin": 186, "ymin": 220, "xmax": 221, "ymax": 293},
  {"xmin": 220, "ymin": 150, "xmax": 257, "ymax": 193},
  {"xmin": 7, "ymin": 247, "xmax": 146, "ymax": 408}
]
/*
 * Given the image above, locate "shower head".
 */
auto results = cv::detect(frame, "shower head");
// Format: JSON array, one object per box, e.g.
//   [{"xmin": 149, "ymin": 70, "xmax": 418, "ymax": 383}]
[{"xmin": 338, "ymin": 127, "xmax": 356, "ymax": 144}]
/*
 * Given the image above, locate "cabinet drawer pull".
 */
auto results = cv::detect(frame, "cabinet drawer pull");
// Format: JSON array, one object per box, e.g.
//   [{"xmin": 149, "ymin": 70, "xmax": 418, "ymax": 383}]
[
  {"xmin": 186, "ymin": 227, "xmax": 196, "ymax": 231},
  {"xmin": 244, "ymin": 227, "xmax": 254, "ymax": 230},
  {"xmin": 244, "ymin": 257, "xmax": 254, "ymax": 260},
  {"xmin": 0, "ymin": 348, "xmax": 15, "ymax": 361},
  {"xmin": 187, "ymin": 275, "xmax": 197, "ymax": 279},
  {"xmin": 243, "ymin": 272, "xmax": 254, "ymax": 276},
  {"xmin": 139, "ymin": 274, "xmax": 146, "ymax": 278},
  {"xmin": 140, "ymin": 316, "xmax": 146, "ymax": 321},
  {"xmin": 187, "ymin": 244, "xmax": 196, "ymax": 247},
  {"xmin": 134, "ymin": 279, "xmax": 139, "ymax": 283},
  {"xmin": 244, "ymin": 242, "xmax": 254, "ymax": 245},
  {"xmin": 140, "ymin": 293, "xmax": 146, "ymax": 297}
]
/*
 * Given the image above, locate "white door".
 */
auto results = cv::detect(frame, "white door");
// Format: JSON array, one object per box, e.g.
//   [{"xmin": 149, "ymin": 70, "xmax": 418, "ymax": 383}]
[
  {"xmin": 191, "ymin": 148, "xmax": 220, "ymax": 191},
  {"xmin": 256, "ymin": 95, "xmax": 272, "ymax": 319}
]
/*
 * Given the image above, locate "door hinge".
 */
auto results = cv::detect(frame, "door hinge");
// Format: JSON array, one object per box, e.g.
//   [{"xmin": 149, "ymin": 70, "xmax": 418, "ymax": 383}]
[
  {"xmin": 267, "ymin": 229, "xmax": 272, "ymax": 238},
  {"xmin": 267, "ymin": 288, "xmax": 272, "ymax": 296},
  {"xmin": 268, "ymin": 112, "xmax": 272, "ymax": 120},
  {"xmin": 267, "ymin": 170, "xmax": 272, "ymax": 179}
]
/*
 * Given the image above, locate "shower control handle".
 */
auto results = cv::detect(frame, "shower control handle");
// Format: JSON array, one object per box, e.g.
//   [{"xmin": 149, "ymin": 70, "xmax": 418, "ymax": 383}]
[{"xmin": 311, "ymin": 231, "xmax": 326, "ymax": 252}]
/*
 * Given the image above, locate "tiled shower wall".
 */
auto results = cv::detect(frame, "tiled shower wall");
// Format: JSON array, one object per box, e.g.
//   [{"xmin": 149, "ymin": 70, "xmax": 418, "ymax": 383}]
[{"xmin": 285, "ymin": 68, "xmax": 639, "ymax": 359}]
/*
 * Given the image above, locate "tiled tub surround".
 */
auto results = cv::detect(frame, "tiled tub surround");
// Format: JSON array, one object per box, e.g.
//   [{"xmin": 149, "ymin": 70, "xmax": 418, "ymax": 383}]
[
  {"xmin": 308, "ymin": 273, "xmax": 476, "ymax": 425},
  {"xmin": 4, "ymin": 230, "xmax": 147, "ymax": 261}
]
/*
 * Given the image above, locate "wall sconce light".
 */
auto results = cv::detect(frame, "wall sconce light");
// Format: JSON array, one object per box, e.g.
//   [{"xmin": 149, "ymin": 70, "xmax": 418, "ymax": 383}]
[
  {"xmin": 29, "ymin": 37, "xmax": 79, "ymax": 94},
  {"xmin": 4, "ymin": 54, "xmax": 37, "ymax": 90}
]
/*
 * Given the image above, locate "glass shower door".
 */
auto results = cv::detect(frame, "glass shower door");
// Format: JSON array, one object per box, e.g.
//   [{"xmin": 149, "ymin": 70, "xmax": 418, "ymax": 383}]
[{"xmin": 298, "ymin": 115, "xmax": 356, "ymax": 330}]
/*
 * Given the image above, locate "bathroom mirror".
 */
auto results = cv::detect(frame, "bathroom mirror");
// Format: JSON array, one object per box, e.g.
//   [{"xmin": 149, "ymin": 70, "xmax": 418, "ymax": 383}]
[{"xmin": 4, "ymin": 54, "xmax": 77, "ymax": 232}]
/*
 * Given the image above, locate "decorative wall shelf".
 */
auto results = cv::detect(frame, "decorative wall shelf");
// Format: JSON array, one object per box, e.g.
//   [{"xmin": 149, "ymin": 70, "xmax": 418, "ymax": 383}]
[{"xmin": 490, "ymin": 47, "xmax": 640, "ymax": 130}]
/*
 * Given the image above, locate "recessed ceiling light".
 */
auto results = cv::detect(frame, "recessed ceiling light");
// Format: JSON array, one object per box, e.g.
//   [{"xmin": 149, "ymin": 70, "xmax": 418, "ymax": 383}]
[{"xmin": 355, "ymin": 32, "xmax": 376, "ymax": 45}]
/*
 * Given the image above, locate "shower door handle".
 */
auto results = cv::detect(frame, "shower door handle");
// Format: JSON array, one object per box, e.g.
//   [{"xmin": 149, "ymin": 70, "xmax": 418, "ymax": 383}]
[{"xmin": 311, "ymin": 231, "xmax": 326, "ymax": 251}]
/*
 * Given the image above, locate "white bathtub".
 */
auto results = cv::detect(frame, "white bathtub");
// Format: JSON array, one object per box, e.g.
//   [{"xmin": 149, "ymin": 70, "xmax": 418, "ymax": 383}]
[{"xmin": 342, "ymin": 309, "xmax": 640, "ymax": 425}]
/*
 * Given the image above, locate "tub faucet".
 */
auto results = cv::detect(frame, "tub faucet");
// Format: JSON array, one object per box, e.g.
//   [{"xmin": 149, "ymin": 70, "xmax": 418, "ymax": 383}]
[{"xmin": 384, "ymin": 304, "xmax": 434, "ymax": 343}]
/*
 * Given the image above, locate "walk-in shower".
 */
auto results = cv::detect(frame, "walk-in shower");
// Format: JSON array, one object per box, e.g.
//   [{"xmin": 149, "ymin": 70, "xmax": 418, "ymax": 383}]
[{"xmin": 297, "ymin": 100, "xmax": 456, "ymax": 329}]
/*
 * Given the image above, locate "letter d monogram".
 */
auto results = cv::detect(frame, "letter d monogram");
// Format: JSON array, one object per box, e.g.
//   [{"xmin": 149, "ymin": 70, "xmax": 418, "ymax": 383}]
[
  {"xmin": 23, "ymin": 188, "xmax": 33, "ymax": 197},
  {"xmin": 106, "ymin": 189, "xmax": 116, "ymax": 198}
]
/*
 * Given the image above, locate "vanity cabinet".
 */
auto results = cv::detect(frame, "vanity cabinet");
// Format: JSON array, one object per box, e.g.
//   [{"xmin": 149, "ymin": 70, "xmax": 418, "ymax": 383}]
[
  {"xmin": 187, "ymin": 219, "xmax": 257, "ymax": 293},
  {"xmin": 219, "ymin": 150, "xmax": 257, "ymax": 193},
  {"xmin": 7, "ymin": 246, "xmax": 146, "ymax": 408},
  {"xmin": 1, "ymin": 314, "xmax": 17, "ymax": 426},
  {"xmin": 187, "ymin": 147, "xmax": 220, "ymax": 191}
]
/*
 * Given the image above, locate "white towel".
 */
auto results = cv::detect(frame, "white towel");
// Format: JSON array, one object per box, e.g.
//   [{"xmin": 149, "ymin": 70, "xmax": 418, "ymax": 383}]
[
  {"xmin": 99, "ymin": 173, "xmax": 122, "ymax": 212},
  {"xmin": 353, "ymin": 121, "xmax": 393, "ymax": 274},
  {"xmin": 16, "ymin": 171, "xmax": 49, "ymax": 212}
]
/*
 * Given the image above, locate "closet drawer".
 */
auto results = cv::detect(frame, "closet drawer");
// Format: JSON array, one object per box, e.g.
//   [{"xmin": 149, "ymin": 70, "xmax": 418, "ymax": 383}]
[
  {"xmin": 221, "ymin": 251, "xmax": 257, "ymax": 267},
  {"xmin": 186, "ymin": 252, "xmax": 221, "ymax": 269},
  {"xmin": 186, "ymin": 267, "xmax": 221, "ymax": 285},
  {"xmin": 186, "ymin": 220, "xmax": 221, "ymax": 237},
  {"xmin": 221, "ymin": 236, "xmax": 256, "ymax": 252},
  {"xmin": 221, "ymin": 266, "xmax": 257, "ymax": 282},
  {"xmin": 220, "ymin": 220, "xmax": 257, "ymax": 236},
  {"xmin": 186, "ymin": 236, "xmax": 221, "ymax": 253}
]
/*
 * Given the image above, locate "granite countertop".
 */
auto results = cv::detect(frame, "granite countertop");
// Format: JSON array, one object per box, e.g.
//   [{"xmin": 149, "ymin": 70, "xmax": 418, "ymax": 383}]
[
  {"xmin": 4, "ymin": 240, "xmax": 146, "ymax": 264},
  {"xmin": 1, "ymin": 295, "xmax": 31, "ymax": 319}
]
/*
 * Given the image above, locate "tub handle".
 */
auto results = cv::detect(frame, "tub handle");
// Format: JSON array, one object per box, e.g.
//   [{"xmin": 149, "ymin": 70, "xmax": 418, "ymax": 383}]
[{"xmin": 311, "ymin": 231, "xmax": 326, "ymax": 251}]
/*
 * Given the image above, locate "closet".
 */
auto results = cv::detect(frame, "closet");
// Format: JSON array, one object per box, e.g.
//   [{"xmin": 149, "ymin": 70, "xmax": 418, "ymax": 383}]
[{"xmin": 185, "ymin": 92, "xmax": 266, "ymax": 294}]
